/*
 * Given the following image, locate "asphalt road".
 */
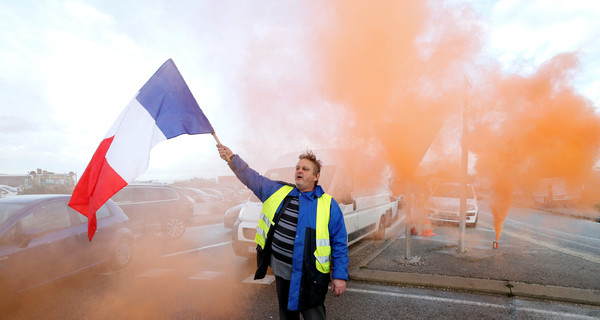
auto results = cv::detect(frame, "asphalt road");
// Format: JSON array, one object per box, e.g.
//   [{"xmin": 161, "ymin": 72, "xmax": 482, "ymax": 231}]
[{"xmin": 5, "ymin": 207, "xmax": 600, "ymax": 319}]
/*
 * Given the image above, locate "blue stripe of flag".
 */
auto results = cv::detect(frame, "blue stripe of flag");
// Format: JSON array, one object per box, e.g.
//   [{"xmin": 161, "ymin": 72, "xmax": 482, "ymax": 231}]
[{"xmin": 136, "ymin": 59, "xmax": 214, "ymax": 139}]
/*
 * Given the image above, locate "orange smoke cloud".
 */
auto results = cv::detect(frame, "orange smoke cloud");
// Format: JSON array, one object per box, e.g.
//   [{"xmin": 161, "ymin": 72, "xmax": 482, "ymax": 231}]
[
  {"xmin": 231, "ymin": 1, "xmax": 600, "ymax": 240},
  {"xmin": 308, "ymin": 1, "xmax": 484, "ymax": 178},
  {"xmin": 472, "ymin": 53, "xmax": 600, "ymax": 238},
  {"xmin": 307, "ymin": 2, "xmax": 600, "ymax": 239}
]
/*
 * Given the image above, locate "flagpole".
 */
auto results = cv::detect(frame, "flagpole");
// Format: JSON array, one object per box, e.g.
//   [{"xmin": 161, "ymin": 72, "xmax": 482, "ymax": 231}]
[{"xmin": 212, "ymin": 132, "xmax": 231, "ymax": 162}]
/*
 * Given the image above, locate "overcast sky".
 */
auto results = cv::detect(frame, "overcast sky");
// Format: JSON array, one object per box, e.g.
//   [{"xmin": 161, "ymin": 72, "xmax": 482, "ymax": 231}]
[{"xmin": 0, "ymin": 0, "xmax": 598, "ymax": 183}]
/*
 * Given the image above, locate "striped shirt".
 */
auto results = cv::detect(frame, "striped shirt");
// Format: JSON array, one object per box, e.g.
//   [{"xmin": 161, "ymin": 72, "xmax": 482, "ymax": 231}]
[{"xmin": 270, "ymin": 197, "xmax": 298, "ymax": 279}]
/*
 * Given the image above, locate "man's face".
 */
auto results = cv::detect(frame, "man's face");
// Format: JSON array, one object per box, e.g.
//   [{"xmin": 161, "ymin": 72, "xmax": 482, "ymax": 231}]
[{"xmin": 295, "ymin": 158, "xmax": 319, "ymax": 192}]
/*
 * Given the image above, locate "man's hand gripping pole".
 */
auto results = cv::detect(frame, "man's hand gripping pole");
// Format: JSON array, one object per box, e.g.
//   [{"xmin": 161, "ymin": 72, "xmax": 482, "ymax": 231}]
[{"xmin": 213, "ymin": 133, "xmax": 231, "ymax": 163}]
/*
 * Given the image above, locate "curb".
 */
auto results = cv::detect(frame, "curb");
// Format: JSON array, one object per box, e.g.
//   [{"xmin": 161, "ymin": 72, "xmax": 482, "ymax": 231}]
[
  {"xmin": 514, "ymin": 201, "xmax": 600, "ymax": 223},
  {"xmin": 349, "ymin": 267, "xmax": 600, "ymax": 306},
  {"xmin": 348, "ymin": 232, "xmax": 600, "ymax": 306},
  {"xmin": 544, "ymin": 207, "xmax": 600, "ymax": 223}
]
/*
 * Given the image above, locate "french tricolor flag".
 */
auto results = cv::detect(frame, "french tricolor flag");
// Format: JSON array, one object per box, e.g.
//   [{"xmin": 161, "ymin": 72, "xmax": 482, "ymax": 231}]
[{"xmin": 69, "ymin": 59, "xmax": 214, "ymax": 240}]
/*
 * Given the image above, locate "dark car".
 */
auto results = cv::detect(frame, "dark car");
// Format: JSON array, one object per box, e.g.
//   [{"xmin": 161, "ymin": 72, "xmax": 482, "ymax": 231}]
[
  {"xmin": 0, "ymin": 194, "xmax": 133, "ymax": 298},
  {"xmin": 111, "ymin": 184, "xmax": 194, "ymax": 239}
]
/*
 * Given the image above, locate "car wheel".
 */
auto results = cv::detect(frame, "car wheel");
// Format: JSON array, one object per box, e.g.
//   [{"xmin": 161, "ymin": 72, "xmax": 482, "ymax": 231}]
[
  {"xmin": 110, "ymin": 237, "xmax": 132, "ymax": 269},
  {"xmin": 384, "ymin": 210, "xmax": 392, "ymax": 227},
  {"xmin": 373, "ymin": 216, "xmax": 386, "ymax": 240},
  {"xmin": 165, "ymin": 217, "xmax": 186, "ymax": 239}
]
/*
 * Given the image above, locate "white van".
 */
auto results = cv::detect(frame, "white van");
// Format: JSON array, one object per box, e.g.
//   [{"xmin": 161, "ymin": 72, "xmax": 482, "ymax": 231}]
[
  {"xmin": 425, "ymin": 182, "xmax": 479, "ymax": 227},
  {"xmin": 231, "ymin": 149, "xmax": 399, "ymax": 257}
]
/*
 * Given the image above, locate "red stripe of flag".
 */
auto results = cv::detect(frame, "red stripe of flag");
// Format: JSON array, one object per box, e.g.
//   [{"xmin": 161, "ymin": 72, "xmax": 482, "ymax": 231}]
[{"xmin": 69, "ymin": 136, "xmax": 127, "ymax": 240}]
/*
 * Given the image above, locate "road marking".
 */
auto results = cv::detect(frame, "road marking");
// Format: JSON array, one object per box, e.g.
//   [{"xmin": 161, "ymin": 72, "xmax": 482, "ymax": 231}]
[
  {"xmin": 480, "ymin": 209, "xmax": 600, "ymax": 243},
  {"xmin": 503, "ymin": 220, "xmax": 600, "ymax": 250},
  {"xmin": 347, "ymin": 287, "xmax": 599, "ymax": 320},
  {"xmin": 160, "ymin": 241, "xmax": 232, "ymax": 258},
  {"xmin": 137, "ymin": 268, "xmax": 174, "ymax": 278},
  {"xmin": 503, "ymin": 216, "xmax": 600, "ymax": 244},
  {"xmin": 479, "ymin": 221, "xmax": 600, "ymax": 264},
  {"xmin": 242, "ymin": 274, "xmax": 275, "ymax": 285},
  {"xmin": 189, "ymin": 271, "xmax": 221, "ymax": 280}
]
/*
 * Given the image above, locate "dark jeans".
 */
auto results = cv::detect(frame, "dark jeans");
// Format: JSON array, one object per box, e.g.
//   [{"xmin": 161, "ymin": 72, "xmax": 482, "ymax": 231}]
[{"xmin": 275, "ymin": 276, "xmax": 326, "ymax": 320}]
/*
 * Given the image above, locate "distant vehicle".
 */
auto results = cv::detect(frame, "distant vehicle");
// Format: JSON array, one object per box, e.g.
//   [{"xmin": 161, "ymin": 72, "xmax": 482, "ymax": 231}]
[
  {"xmin": 200, "ymin": 188, "xmax": 225, "ymax": 202},
  {"xmin": 231, "ymin": 149, "xmax": 398, "ymax": 257},
  {"xmin": 533, "ymin": 177, "xmax": 583, "ymax": 207},
  {"xmin": 0, "ymin": 195, "xmax": 133, "ymax": 298},
  {"xmin": 425, "ymin": 182, "xmax": 479, "ymax": 227},
  {"xmin": 175, "ymin": 187, "xmax": 221, "ymax": 215},
  {"xmin": 111, "ymin": 184, "xmax": 194, "ymax": 239},
  {"xmin": 0, "ymin": 185, "xmax": 17, "ymax": 198},
  {"xmin": 0, "ymin": 185, "xmax": 18, "ymax": 193}
]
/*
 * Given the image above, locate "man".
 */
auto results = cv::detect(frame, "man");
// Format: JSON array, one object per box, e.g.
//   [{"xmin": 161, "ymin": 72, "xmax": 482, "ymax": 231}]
[{"xmin": 217, "ymin": 144, "xmax": 349, "ymax": 320}]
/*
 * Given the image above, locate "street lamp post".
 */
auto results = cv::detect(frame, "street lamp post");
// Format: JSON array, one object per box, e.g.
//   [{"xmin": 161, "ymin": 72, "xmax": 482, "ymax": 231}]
[
  {"xmin": 458, "ymin": 75, "xmax": 471, "ymax": 253},
  {"xmin": 405, "ymin": 192, "xmax": 411, "ymax": 258}
]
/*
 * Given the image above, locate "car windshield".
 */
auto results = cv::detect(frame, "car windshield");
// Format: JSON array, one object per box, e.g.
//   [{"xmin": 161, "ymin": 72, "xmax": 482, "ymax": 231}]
[
  {"xmin": 432, "ymin": 185, "xmax": 474, "ymax": 199},
  {"xmin": 0, "ymin": 203, "xmax": 26, "ymax": 225}
]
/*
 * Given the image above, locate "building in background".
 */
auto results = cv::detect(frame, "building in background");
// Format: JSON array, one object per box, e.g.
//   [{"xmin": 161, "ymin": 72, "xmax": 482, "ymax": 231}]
[{"xmin": 21, "ymin": 169, "xmax": 77, "ymax": 194}]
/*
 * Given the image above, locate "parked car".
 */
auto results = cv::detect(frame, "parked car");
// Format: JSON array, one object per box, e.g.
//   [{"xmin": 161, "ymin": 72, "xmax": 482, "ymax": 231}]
[
  {"xmin": 231, "ymin": 149, "xmax": 398, "ymax": 257},
  {"xmin": 425, "ymin": 182, "xmax": 479, "ymax": 227},
  {"xmin": 111, "ymin": 184, "xmax": 194, "ymax": 239},
  {"xmin": 175, "ymin": 187, "xmax": 221, "ymax": 215},
  {"xmin": 200, "ymin": 188, "xmax": 225, "ymax": 202},
  {"xmin": 215, "ymin": 187, "xmax": 244, "ymax": 205},
  {"xmin": 223, "ymin": 203, "xmax": 244, "ymax": 229},
  {"xmin": 0, "ymin": 194, "xmax": 133, "ymax": 299},
  {"xmin": 0, "ymin": 185, "xmax": 18, "ymax": 198}
]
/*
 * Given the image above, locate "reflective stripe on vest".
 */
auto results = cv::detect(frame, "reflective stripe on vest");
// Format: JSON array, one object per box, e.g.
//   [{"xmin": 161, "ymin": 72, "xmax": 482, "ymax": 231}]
[
  {"xmin": 314, "ymin": 194, "xmax": 332, "ymax": 274},
  {"xmin": 255, "ymin": 185, "xmax": 294, "ymax": 249}
]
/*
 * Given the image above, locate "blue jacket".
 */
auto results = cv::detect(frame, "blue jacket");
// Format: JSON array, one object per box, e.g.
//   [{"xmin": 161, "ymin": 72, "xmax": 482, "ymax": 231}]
[{"xmin": 229, "ymin": 155, "xmax": 349, "ymax": 311}]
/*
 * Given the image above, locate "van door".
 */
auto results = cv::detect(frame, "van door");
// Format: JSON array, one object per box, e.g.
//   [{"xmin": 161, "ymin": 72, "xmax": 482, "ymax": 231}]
[
  {"xmin": 327, "ymin": 167, "xmax": 361, "ymax": 244},
  {"xmin": 356, "ymin": 192, "xmax": 390, "ymax": 240}
]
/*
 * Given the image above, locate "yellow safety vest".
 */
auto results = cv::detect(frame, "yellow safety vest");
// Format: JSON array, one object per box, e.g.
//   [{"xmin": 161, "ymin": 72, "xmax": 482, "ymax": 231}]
[{"xmin": 255, "ymin": 185, "xmax": 332, "ymax": 274}]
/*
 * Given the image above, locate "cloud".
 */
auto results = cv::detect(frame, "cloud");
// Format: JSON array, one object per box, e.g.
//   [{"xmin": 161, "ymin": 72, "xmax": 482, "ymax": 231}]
[
  {"xmin": 0, "ymin": 0, "xmax": 599, "ymax": 183},
  {"xmin": 488, "ymin": 0, "xmax": 600, "ymax": 102}
]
